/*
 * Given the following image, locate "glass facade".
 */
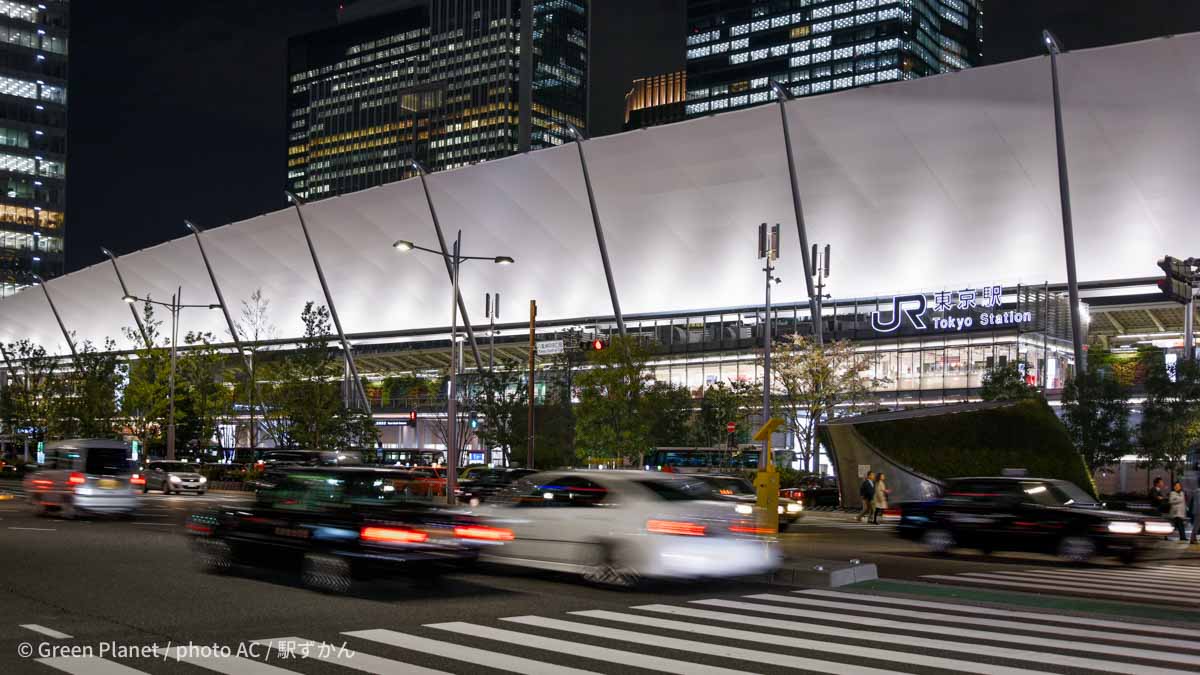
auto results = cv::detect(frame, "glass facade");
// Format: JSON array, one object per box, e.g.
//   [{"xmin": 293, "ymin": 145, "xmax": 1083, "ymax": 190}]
[
  {"xmin": 0, "ymin": 0, "xmax": 67, "ymax": 297},
  {"xmin": 624, "ymin": 70, "xmax": 687, "ymax": 131},
  {"xmin": 684, "ymin": 0, "xmax": 982, "ymax": 117},
  {"xmin": 287, "ymin": 0, "xmax": 588, "ymax": 199}
]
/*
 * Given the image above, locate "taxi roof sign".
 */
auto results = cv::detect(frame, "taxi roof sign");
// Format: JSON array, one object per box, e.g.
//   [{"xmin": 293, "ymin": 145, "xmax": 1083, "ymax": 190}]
[{"xmin": 752, "ymin": 417, "xmax": 785, "ymax": 441}]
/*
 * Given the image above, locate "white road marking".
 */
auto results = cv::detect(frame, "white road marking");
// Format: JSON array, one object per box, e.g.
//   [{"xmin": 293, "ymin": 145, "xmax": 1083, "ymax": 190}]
[
  {"xmin": 574, "ymin": 609, "xmax": 1046, "ymax": 675},
  {"xmin": 253, "ymin": 637, "xmax": 447, "ymax": 675},
  {"xmin": 8, "ymin": 526, "xmax": 56, "ymax": 531},
  {"xmin": 921, "ymin": 573, "xmax": 1200, "ymax": 604},
  {"xmin": 962, "ymin": 568, "xmax": 1200, "ymax": 592},
  {"xmin": 36, "ymin": 657, "xmax": 149, "ymax": 675},
  {"xmin": 20, "ymin": 623, "xmax": 72, "ymax": 639},
  {"xmin": 496, "ymin": 616, "xmax": 911, "ymax": 675},
  {"xmin": 151, "ymin": 649, "xmax": 298, "ymax": 674},
  {"xmin": 345, "ymin": 628, "xmax": 601, "ymax": 675}
]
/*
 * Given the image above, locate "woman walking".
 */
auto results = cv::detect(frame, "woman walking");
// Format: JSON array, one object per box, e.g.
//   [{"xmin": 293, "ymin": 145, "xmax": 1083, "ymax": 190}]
[
  {"xmin": 872, "ymin": 472, "xmax": 889, "ymax": 524},
  {"xmin": 1169, "ymin": 481, "xmax": 1188, "ymax": 542}
]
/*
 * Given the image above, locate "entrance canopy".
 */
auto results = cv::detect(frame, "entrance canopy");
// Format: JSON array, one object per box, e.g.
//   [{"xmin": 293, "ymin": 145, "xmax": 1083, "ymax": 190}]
[{"xmin": 4, "ymin": 33, "xmax": 1198, "ymax": 354}]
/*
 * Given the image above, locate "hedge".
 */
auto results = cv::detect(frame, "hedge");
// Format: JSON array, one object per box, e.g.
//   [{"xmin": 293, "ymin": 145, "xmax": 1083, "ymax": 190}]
[{"xmin": 854, "ymin": 400, "xmax": 1096, "ymax": 497}]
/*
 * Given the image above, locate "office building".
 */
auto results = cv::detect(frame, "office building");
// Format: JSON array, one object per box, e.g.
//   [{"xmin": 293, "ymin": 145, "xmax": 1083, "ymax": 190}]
[
  {"xmin": 624, "ymin": 70, "xmax": 686, "ymax": 131},
  {"xmin": 685, "ymin": 0, "xmax": 982, "ymax": 117},
  {"xmin": 287, "ymin": 0, "xmax": 588, "ymax": 199},
  {"xmin": 0, "ymin": 0, "xmax": 67, "ymax": 297}
]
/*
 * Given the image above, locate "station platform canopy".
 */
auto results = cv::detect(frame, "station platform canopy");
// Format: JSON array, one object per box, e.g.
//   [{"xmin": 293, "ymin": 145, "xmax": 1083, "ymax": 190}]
[{"xmin": 4, "ymin": 32, "xmax": 1199, "ymax": 355}]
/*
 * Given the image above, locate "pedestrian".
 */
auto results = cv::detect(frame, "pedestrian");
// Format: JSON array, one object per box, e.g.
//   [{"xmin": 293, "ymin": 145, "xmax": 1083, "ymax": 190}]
[
  {"xmin": 872, "ymin": 472, "xmax": 889, "ymax": 524},
  {"xmin": 1169, "ymin": 481, "xmax": 1188, "ymax": 542},
  {"xmin": 856, "ymin": 471, "xmax": 875, "ymax": 522},
  {"xmin": 1150, "ymin": 477, "xmax": 1168, "ymax": 515}
]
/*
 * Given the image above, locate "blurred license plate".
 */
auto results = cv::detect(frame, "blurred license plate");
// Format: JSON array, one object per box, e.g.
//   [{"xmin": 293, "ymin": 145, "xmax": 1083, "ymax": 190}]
[
  {"xmin": 274, "ymin": 527, "xmax": 309, "ymax": 539},
  {"xmin": 98, "ymin": 479, "xmax": 118, "ymax": 489}
]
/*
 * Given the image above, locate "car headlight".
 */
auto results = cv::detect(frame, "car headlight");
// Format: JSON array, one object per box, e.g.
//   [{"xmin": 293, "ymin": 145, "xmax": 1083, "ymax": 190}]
[
  {"xmin": 734, "ymin": 504, "xmax": 754, "ymax": 515},
  {"xmin": 198, "ymin": 476, "xmax": 207, "ymax": 484},
  {"xmin": 1143, "ymin": 520, "xmax": 1174, "ymax": 535},
  {"xmin": 1107, "ymin": 521, "xmax": 1142, "ymax": 535},
  {"xmin": 169, "ymin": 475, "xmax": 182, "ymax": 484},
  {"xmin": 777, "ymin": 505, "xmax": 784, "ymax": 514},
  {"xmin": 786, "ymin": 502, "xmax": 802, "ymax": 513}
]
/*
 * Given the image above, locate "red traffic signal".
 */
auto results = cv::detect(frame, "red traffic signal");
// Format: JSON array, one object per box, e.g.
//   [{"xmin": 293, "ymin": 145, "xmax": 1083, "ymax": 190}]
[
  {"xmin": 408, "ymin": 410, "xmax": 417, "ymax": 422},
  {"xmin": 591, "ymin": 339, "xmax": 606, "ymax": 351}
]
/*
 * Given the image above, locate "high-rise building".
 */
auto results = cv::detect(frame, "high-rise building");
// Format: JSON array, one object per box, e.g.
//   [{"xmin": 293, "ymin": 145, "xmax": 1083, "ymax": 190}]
[
  {"xmin": 624, "ymin": 70, "xmax": 686, "ymax": 131},
  {"xmin": 0, "ymin": 1, "xmax": 67, "ymax": 297},
  {"xmin": 287, "ymin": 0, "xmax": 587, "ymax": 199},
  {"xmin": 684, "ymin": 0, "xmax": 982, "ymax": 118}
]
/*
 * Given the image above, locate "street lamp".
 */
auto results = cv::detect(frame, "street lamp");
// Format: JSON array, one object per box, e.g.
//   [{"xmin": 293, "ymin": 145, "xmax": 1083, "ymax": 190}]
[
  {"xmin": 395, "ymin": 231, "xmax": 513, "ymax": 504},
  {"xmin": 122, "ymin": 288, "xmax": 220, "ymax": 461}
]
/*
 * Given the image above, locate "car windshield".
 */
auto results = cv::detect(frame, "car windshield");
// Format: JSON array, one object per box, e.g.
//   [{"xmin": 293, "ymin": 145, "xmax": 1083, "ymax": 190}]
[
  {"xmin": 345, "ymin": 474, "xmax": 431, "ymax": 504},
  {"xmin": 700, "ymin": 476, "xmax": 755, "ymax": 496},
  {"xmin": 85, "ymin": 448, "xmax": 129, "ymax": 476},
  {"xmin": 635, "ymin": 478, "xmax": 713, "ymax": 501},
  {"xmin": 157, "ymin": 462, "xmax": 195, "ymax": 473},
  {"xmin": 1050, "ymin": 480, "xmax": 1100, "ymax": 507}
]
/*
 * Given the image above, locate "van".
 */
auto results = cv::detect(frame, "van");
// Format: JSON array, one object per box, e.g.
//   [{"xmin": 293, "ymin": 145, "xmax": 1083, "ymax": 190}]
[{"xmin": 24, "ymin": 439, "xmax": 139, "ymax": 518}]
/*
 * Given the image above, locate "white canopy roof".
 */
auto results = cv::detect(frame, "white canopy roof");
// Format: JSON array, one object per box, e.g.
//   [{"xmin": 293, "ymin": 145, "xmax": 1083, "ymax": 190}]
[{"xmin": 6, "ymin": 33, "xmax": 1198, "ymax": 355}]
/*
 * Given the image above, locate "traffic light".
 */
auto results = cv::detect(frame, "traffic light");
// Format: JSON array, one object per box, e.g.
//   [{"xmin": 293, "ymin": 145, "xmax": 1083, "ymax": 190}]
[
  {"xmin": 408, "ymin": 410, "xmax": 417, "ymax": 423},
  {"xmin": 1157, "ymin": 256, "xmax": 1197, "ymax": 305},
  {"xmin": 468, "ymin": 412, "xmax": 479, "ymax": 430},
  {"xmin": 579, "ymin": 338, "xmax": 607, "ymax": 352}
]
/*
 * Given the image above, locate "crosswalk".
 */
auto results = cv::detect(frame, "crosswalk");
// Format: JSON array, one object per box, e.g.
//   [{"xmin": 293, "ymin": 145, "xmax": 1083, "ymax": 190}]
[
  {"xmin": 27, "ymin": 587, "xmax": 1200, "ymax": 674},
  {"xmin": 923, "ymin": 563, "xmax": 1200, "ymax": 606}
]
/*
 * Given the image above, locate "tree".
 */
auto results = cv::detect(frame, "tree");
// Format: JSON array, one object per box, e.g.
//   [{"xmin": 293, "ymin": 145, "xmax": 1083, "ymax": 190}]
[
  {"xmin": 980, "ymin": 364, "xmax": 1040, "ymax": 401},
  {"xmin": 48, "ymin": 338, "xmax": 123, "ymax": 440},
  {"xmin": 574, "ymin": 336, "xmax": 655, "ymax": 465},
  {"xmin": 120, "ymin": 302, "xmax": 170, "ymax": 453},
  {"xmin": 771, "ymin": 336, "xmax": 882, "ymax": 472},
  {"xmin": 1061, "ymin": 367, "xmax": 1131, "ymax": 473},
  {"xmin": 233, "ymin": 289, "xmax": 283, "ymax": 448},
  {"xmin": 642, "ymin": 381, "xmax": 695, "ymax": 448},
  {"xmin": 471, "ymin": 359, "xmax": 528, "ymax": 465},
  {"xmin": 173, "ymin": 331, "xmax": 233, "ymax": 453},
  {"xmin": 694, "ymin": 379, "xmax": 760, "ymax": 447},
  {"xmin": 1138, "ymin": 355, "xmax": 1200, "ymax": 480},
  {"xmin": 0, "ymin": 339, "xmax": 56, "ymax": 457}
]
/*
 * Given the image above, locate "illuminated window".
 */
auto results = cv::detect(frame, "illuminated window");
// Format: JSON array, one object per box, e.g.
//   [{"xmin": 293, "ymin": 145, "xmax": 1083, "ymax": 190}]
[{"xmin": 790, "ymin": 26, "xmax": 810, "ymax": 39}]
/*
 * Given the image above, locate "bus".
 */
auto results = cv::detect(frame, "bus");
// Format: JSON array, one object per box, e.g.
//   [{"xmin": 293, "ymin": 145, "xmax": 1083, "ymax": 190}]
[{"xmin": 645, "ymin": 447, "xmax": 796, "ymax": 473}]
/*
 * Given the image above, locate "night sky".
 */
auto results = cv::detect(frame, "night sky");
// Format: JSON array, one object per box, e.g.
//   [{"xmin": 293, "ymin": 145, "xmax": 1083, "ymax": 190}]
[{"xmin": 65, "ymin": 0, "xmax": 1200, "ymax": 273}]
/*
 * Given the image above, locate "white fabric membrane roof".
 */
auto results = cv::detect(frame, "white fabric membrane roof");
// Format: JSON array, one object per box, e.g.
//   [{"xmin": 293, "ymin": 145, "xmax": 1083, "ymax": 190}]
[{"xmin": 5, "ymin": 33, "xmax": 1199, "ymax": 355}]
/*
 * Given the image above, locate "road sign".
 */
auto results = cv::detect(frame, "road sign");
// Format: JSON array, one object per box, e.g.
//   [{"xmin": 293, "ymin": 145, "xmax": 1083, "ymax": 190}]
[
  {"xmin": 726, "ymin": 422, "xmax": 736, "ymax": 434},
  {"xmin": 535, "ymin": 339, "xmax": 564, "ymax": 356}
]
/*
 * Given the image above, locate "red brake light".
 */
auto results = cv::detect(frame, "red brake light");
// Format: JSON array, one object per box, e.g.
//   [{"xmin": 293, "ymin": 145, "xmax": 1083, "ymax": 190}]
[
  {"xmin": 360, "ymin": 526, "xmax": 429, "ymax": 544},
  {"xmin": 67, "ymin": 472, "xmax": 85, "ymax": 486},
  {"xmin": 454, "ymin": 525, "xmax": 514, "ymax": 541},
  {"xmin": 186, "ymin": 522, "xmax": 212, "ymax": 534},
  {"xmin": 646, "ymin": 519, "xmax": 707, "ymax": 536},
  {"xmin": 730, "ymin": 524, "xmax": 775, "ymax": 535},
  {"xmin": 32, "ymin": 478, "xmax": 53, "ymax": 488},
  {"xmin": 130, "ymin": 474, "xmax": 146, "ymax": 485}
]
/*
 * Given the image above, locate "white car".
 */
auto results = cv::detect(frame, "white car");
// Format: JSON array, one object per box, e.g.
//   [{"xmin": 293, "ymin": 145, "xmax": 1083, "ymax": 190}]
[
  {"xmin": 143, "ymin": 461, "xmax": 208, "ymax": 494},
  {"xmin": 25, "ymin": 439, "xmax": 139, "ymax": 518},
  {"xmin": 478, "ymin": 470, "xmax": 780, "ymax": 587}
]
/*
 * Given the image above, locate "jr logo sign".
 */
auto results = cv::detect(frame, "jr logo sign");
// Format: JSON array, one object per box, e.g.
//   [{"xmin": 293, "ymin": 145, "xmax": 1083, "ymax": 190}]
[
  {"xmin": 870, "ymin": 284, "xmax": 1033, "ymax": 334},
  {"xmin": 870, "ymin": 294, "xmax": 928, "ymax": 332}
]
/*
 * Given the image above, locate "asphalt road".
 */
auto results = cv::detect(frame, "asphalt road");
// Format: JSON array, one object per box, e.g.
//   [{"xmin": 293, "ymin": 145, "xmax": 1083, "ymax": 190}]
[{"xmin": 2, "ymin": 489, "xmax": 1200, "ymax": 675}]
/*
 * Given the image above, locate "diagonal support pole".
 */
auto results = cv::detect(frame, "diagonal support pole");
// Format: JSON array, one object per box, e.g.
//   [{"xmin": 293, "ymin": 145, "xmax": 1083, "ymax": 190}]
[
  {"xmin": 102, "ymin": 248, "xmax": 152, "ymax": 348},
  {"xmin": 410, "ymin": 161, "xmax": 484, "ymax": 367},
  {"xmin": 32, "ymin": 274, "xmax": 76, "ymax": 360},
  {"xmin": 285, "ymin": 191, "xmax": 372, "ymax": 414},
  {"xmin": 564, "ymin": 124, "xmax": 625, "ymax": 336}
]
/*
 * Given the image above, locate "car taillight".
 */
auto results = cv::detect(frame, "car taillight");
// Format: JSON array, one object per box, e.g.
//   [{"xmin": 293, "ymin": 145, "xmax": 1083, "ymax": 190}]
[
  {"xmin": 186, "ymin": 522, "xmax": 213, "ymax": 534},
  {"xmin": 454, "ymin": 525, "xmax": 514, "ymax": 541},
  {"xmin": 31, "ymin": 478, "xmax": 53, "ymax": 488},
  {"xmin": 729, "ymin": 524, "xmax": 775, "ymax": 535},
  {"xmin": 67, "ymin": 472, "xmax": 85, "ymax": 486},
  {"xmin": 646, "ymin": 519, "xmax": 707, "ymax": 536},
  {"xmin": 130, "ymin": 474, "xmax": 146, "ymax": 485},
  {"xmin": 360, "ymin": 526, "xmax": 429, "ymax": 544}
]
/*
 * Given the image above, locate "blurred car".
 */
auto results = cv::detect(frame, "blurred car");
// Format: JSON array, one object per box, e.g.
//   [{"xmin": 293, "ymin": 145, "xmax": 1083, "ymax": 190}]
[
  {"xmin": 188, "ymin": 466, "xmax": 511, "ymax": 593},
  {"xmin": 897, "ymin": 476, "xmax": 1173, "ymax": 564},
  {"xmin": 479, "ymin": 471, "xmax": 780, "ymax": 587},
  {"xmin": 24, "ymin": 439, "xmax": 139, "ymax": 518},
  {"xmin": 459, "ymin": 465, "xmax": 491, "ymax": 481},
  {"xmin": 142, "ymin": 460, "xmax": 208, "ymax": 495},
  {"xmin": 780, "ymin": 475, "xmax": 841, "ymax": 509},
  {"xmin": 692, "ymin": 474, "xmax": 803, "ymax": 530},
  {"xmin": 457, "ymin": 468, "xmax": 538, "ymax": 505},
  {"xmin": 258, "ymin": 449, "xmax": 363, "ymax": 467}
]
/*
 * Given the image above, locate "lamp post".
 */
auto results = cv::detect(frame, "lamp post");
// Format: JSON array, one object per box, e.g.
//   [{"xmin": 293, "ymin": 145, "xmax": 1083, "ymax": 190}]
[
  {"xmin": 394, "ymin": 232, "xmax": 513, "ymax": 504},
  {"xmin": 122, "ymin": 289, "xmax": 220, "ymax": 460}
]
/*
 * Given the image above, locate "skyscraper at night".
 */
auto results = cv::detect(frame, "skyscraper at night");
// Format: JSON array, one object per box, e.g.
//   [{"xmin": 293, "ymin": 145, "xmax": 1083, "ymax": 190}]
[
  {"xmin": 684, "ymin": 0, "xmax": 982, "ymax": 118},
  {"xmin": 0, "ymin": 1, "xmax": 67, "ymax": 297},
  {"xmin": 286, "ymin": 0, "xmax": 588, "ymax": 200},
  {"xmin": 623, "ymin": 70, "xmax": 686, "ymax": 131}
]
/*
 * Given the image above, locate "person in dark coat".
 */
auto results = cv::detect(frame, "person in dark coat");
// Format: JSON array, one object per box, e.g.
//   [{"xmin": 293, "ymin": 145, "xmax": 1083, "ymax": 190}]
[
  {"xmin": 1149, "ymin": 477, "xmax": 1168, "ymax": 515},
  {"xmin": 856, "ymin": 471, "xmax": 875, "ymax": 522}
]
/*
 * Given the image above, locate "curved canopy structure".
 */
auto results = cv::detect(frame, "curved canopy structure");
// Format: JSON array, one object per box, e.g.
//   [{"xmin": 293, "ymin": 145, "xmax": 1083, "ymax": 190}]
[{"xmin": 4, "ymin": 33, "xmax": 1198, "ymax": 355}]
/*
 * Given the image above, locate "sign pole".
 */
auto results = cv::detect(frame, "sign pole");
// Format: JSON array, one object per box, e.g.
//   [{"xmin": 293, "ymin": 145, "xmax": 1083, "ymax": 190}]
[{"xmin": 527, "ymin": 300, "xmax": 536, "ymax": 469}]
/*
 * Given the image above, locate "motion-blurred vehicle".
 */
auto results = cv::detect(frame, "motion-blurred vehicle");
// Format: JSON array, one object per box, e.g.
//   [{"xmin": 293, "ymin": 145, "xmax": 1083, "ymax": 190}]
[
  {"xmin": 780, "ymin": 475, "xmax": 841, "ymax": 509},
  {"xmin": 898, "ymin": 476, "xmax": 1173, "ymax": 564},
  {"xmin": 646, "ymin": 447, "xmax": 796, "ymax": 474},
  {"xmin": 458, "ymin": 465, "xmax": 491, "ymax": 481},
  {"xmin": 480, "ymin": 471, "xmax": 780, "ymax": 587},
  {"xmin": 24, "ymin": 439, "xmax": 139, "ymax": 518},
  {"xmin": 142, "ymin": 460, "xmax": 207, "ymax": 494},
  {"xmin": 456, "ymin": 468, "xmax": 537, "ymax": 505},
  {"xmin": 188, "ymin": 466, "xmax": 511, "ymax": 593},
  {"xmin": 692, "ymin": 474, "xmax": 803, "ymax": 530},
  {"xmin": 258, "ymin": 449, "xmax": 363, "ymax": 467}
]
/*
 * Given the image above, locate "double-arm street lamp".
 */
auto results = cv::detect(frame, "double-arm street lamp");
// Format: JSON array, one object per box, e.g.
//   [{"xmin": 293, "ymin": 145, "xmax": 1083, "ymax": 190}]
[
  {"xmin": 122, "ymin": 288, "xmax": 220, "ymax": 460},
  {"xmin": 394, "ymin": 231, "xmax": 513, "ymax": 504}
]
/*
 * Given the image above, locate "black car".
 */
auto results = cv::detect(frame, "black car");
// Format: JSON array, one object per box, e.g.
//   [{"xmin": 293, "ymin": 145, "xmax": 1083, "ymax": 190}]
[
  {"xmin": 781, "ymin": 476, "xmax": 841, "ymax": 509},
  {"xmin": 188, "ymin": 467, "xmax": 512, "ymax": 592},
  {"xmin": 897, "ymin": 476, "xmax": 1173, "ymax": 564},
  {"xmin": 456, "ymin": 468, "xmax": 538, "ymax": 504},
  {"xmin": 692, "ymin": 474, "xmax": 804, "ymax": 530}
]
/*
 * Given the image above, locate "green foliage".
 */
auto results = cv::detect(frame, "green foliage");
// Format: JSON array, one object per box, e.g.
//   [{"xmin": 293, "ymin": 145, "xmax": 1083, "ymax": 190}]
[
  {"xmin": 574, "ymin": 336, "xmax": 656, "ymax": 463},
  {"xmin": 643, "ymin": 381, "xmax": 695, "ymax": 448},
  {"xmin": 0, "ymin": 339, "xmax": 56, "ymax": 445},
  {"xmin": 120, "ymin": 302, "xmax": 170, "ymax": 452},
  {"xmin": 855, "ymin": 400, "xmax": 1095, "ymax": 496},
  {"xmin": 1061, "ymin": 367, "xmax": 1132, "ymax": 472},
  {"xmin": 173, "ymin": 331, "xmax": 233, "ymax": 451},
  {"xmin": 980, "ymin": 364, "xmax": 1041, "ymax": 402},
  {"xmin": 470, "ymin": 360, "xmax": 527, "ymax": 464},
  {"xmin": 694, "ymin": 380, "xmax": 758, "ymax": 446},
  {"xmin": 48, "ymin": 339, "xmax": 124, "ymax": 440},
  {"xmin": 1137, "ymin": 354, "xmax": 1200, "ymax": 477}
]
